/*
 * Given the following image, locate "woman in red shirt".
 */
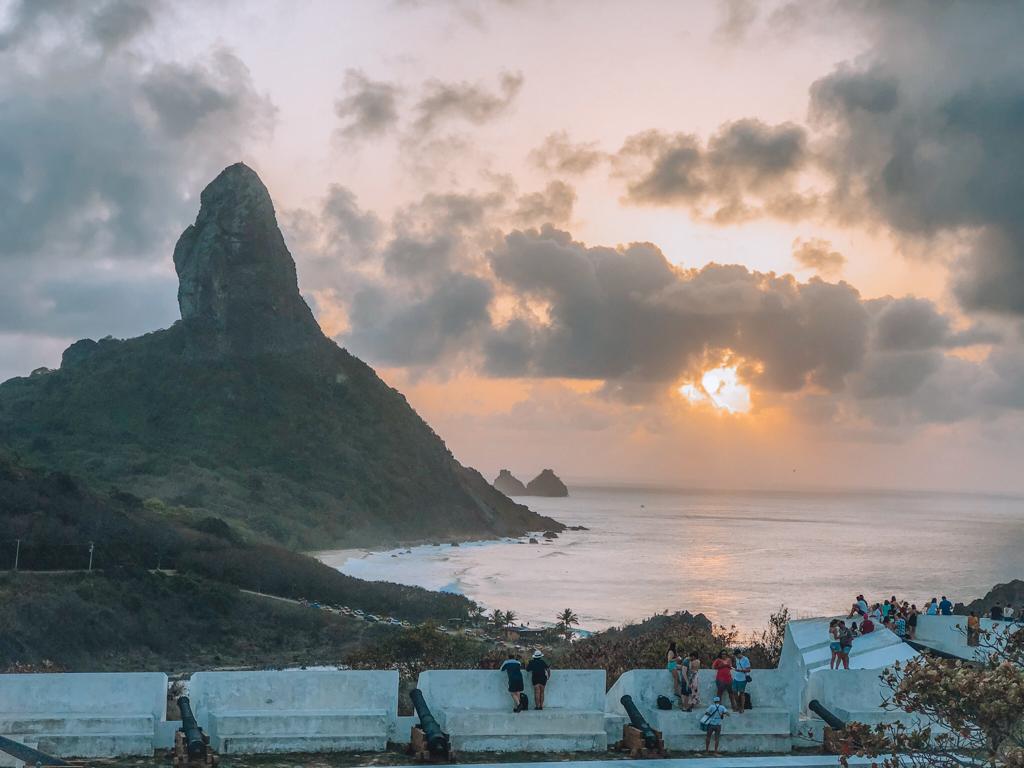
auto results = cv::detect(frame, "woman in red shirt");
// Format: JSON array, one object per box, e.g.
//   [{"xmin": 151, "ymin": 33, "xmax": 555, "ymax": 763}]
[{"xmin": 712, "ymin": 650, "xmax": 733, "ymax": 707}]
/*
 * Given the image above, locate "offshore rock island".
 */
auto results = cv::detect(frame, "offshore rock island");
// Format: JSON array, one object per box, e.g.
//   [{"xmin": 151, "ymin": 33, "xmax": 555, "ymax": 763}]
[
  {"xmin": 491, "ymin": 468, "xmax": 570, "ymax": 497},
  {"xmin": 0, "ymin": 163, "xmax": 562, "ymax": 549}
]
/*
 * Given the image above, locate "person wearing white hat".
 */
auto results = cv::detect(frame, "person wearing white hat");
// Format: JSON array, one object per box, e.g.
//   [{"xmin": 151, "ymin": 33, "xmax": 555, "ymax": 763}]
[
  {"xmin": 701, "ymin": 696, "xmax": 729, "ymax": 754},
  {"xmin": 526, "ymin": 649, "xmax": 551, "ymax": 710}
]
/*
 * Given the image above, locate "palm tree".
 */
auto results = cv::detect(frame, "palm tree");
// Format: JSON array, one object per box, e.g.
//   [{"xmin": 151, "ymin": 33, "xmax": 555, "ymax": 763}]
[
  {"xmin": 557, "ymin": 608, "xmax": 580, "ymax": 641},
  {"xmin": 490, "ymin": 609, "xmax": 506, "ymax": 631},
  {"xmin": 469, "ymin": 604, "xmax": 487, "ymax": 626},
  {"xmin": 504, "ymin": 610, "xmax": 518, "ymax": 628}
]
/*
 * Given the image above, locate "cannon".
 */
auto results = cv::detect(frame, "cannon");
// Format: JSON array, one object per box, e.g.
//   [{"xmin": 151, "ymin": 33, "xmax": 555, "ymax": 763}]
[
  {"xmin": 173, "ymin": 696, "xmax": 217, "ymax": 768},
  {"xmin": 0, "ymin": 735, "xmax": 69, "ymax": 767},
  {"xmin": 409, "ymin": 688, "xmax": 452, "ymax": 762},
  {"xmin": 809, "ymin": 699, "xmax": 847, "ymax": 754},
  {"xmin": 617, "ymin": 695, "xmax": 665, "ymax": 758}
]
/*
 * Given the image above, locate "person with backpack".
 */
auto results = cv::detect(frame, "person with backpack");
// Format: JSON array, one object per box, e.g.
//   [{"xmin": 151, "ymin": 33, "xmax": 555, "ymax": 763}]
[
  {"xmin": 701, "ymin": 696, "xmax": 729, "ymax": 754},
  {"xmin": 837, "ymin": 621, "xmax": 853, "ymax": 669},
  {"xmin": 939, "ymin": 596, "xmax": 953, "ymax": 616},
  {"xmin": 526, "ymin": 650, "xmax": 551, "ymax": 710},
  {"xmin": 499, "ymin": 653, "xmax": 527, "ymax": 712}
]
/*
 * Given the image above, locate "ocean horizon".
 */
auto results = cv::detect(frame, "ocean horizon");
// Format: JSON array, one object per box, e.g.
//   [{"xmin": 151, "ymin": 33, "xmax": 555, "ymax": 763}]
[{"xmin": 319, "ymin": 485, "xmax": 1024, "ymax": 635}]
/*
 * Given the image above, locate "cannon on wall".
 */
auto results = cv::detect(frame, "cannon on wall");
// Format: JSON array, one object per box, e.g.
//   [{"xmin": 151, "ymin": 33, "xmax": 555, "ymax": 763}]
[
  {"xmin": 408, "ymin": 688, "xmax": 453, "ymax": 762},
  {"xmin": 173, "ymin": 696, "xmax": 218, "ymax": 768},
  {"xmin": 617, "ymin": 695, "xmax": 666, "ymax": 758},
  {"xmin": 809, "ymin": 699, "xmax": 848, "ymax": 754}
]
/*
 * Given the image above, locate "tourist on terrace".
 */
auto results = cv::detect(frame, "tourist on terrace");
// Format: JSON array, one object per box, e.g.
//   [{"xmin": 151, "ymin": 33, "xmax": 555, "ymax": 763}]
[
  {"xmin": 526, "ymin": 650, "xmax": 550, "ymax": 710},
  {"xmin": 731, "ymin": 648, "xmax": 751, "ymax": 713},
  {"xmin": 837, "ymin": 621, "xmax": 853, "ymax": 669},
  {"xmin": 990, "ymin": 603, "xmax": 1004, "ymax": 621},
  {"xmin": 500, "ymin": 653, "xmax": 527, "ymax": 712},
  {"xmin": 1006, "ymin": 604, "xmax": 1016, "ymax": 622},
  {"xmin": 667, "ymin": 642, "xmax": 681, "ymax": 698},
  {"xmin": 927, "ymin": 598, "xmax": 939, "ymax": 615},
  {"xmin": 882, "ymin": 599, "xmax": 892, "ymax": 622},
  {"xmin": 702, "ymin": 696, "xmax": 729, "ymax": 755},
  {"xmin": 829, "ymin": 620, "xmax": 842, "ymax": 669},
  {"xmin": 967, "ymin": 611, "xmax": 981, "ymax": 646},
  {"xmin": 712, "ymin": 650, "xmax": 734, "ymax": 706},
  {"xmin": 869, "ymin": 603, "xmax": 882, "ymax": 622},
  {"xmin": 857, "ymin": 595, "xmax": 869, "ymax": 614},
  {"xmin": 894, "ymin": 612, "xmax": 907, "ymax": 639},
  {"xmin": 939, "ymin": 596, "xmax": 953, "ymax": 615},
  {"xmin": 682, "ymin": 651, "xmax": 701, "ymax": 711},
  {"xmin": 907, "ymin": 605, "xmax": 919, "ymax": 639},
  {"xmin": 861, "ymin": 614, "xmax": 875, "ymax": 634}
]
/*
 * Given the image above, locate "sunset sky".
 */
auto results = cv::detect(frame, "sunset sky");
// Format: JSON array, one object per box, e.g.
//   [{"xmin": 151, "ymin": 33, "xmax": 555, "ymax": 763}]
[{"xmin": 3, "ymin": 0, "xmax": 1024, "ymax": 492}]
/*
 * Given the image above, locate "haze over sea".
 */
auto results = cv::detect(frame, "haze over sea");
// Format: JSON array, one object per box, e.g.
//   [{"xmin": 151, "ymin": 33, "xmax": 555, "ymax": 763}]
[{"xmin": 320, "ymin": 486, "xmax": 1024, "ymax": 634}]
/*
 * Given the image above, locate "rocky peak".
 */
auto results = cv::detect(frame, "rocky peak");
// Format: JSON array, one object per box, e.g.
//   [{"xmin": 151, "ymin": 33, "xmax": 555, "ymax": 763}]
[
  {"xmin": 173, "ymin": 162, "xmax": 322, "ymax": 354},
  {"xmin": 526, "ymin": 469, "xmax": 569, "ymax": 497},
  {"xmin": 493, "ymin": 469, "xmax": 527, "ymax": 496}
]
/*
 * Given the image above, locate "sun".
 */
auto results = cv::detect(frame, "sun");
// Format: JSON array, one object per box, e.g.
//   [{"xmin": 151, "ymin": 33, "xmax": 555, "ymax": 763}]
[{"xmin": 679, "ymin": 366, "xmax": 751, "ymax": 414}]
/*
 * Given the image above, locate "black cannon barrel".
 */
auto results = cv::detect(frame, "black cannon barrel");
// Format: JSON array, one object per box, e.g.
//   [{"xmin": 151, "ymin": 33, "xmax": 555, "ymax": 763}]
[
  {"xmin": 410, "ymin": 688, "xmax": 450, "ymax": 756},
  {"xmin": 177, "ymin": 695, "xmax": 207, "ymax": 758},
  {"xmin": 0, "ymin": 735, "xmax": 69, "ymax": 766},
  {"xmin": 620, "ymin": 695, "xmax": 658, "ymax": 749},
  {"xmin": 808, "ymin": 699, "xmax": 847, "ymax": 731}
]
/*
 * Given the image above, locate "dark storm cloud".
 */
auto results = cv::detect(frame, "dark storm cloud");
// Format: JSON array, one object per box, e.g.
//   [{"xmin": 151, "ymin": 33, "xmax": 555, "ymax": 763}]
[
  {"xmin": 334, "ymin": 69, "xmax": 401, "ymax": 141},
  {"xmin": 614, "ymin": 119, "xmax": 813, "ymax": 223},
  {"xmin": 792, "ymin": 238, "xmax": 845, "ymax": 277},
  {"xmin": 412, "ymin": 70, "xmax": 523, "ymax": 135},
  {"xmin": 869, "ymin": 297, "xmax": 1000, "ymax": 352},
  {"xmin": 808, "ymin": 1, "xmax": 1024, "ymax": 316},
  {"xmin": 0, "ymin": 0, "xmax": 275, "ymax": 373},
  {"xmin": 529, "ymin": 132, "xmax": 605, "ymax": 175},
  {"xmin": 484, "ymin": 225, "xmax": 868, "ymax": 391}
]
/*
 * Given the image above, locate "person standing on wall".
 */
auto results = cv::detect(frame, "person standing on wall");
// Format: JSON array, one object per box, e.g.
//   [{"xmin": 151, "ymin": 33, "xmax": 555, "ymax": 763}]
[
  {"xmin": 731, "ymin": 648, "xmax": 751, "ymax": 713},
  {"xmin": 500, "ymin": 653, "xmax": 527, "ymax": 712},
  {"xmin": 837, "ymin": 621, "xmax": 853, "ymax": 670},
  {"xmin": 712, "ymin": 650, "xmax": 734, "ymax": 709},
  {"xmin": 967, "ymin": 611, "xmax": 981, "ymax": 646},
  {"xmin": 526, "ymin": 650, "xmax": 551, "ymax": 710},
  {"xmin": 682, "ymin": 651, "xmax": 701, "ymax": 711},
  {"xmin": 667, "ymin": 642, "xmax": 681, "ymax": 699}
]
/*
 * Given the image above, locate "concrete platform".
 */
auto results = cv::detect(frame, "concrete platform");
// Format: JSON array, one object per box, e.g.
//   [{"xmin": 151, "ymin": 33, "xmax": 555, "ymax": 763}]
[
  {"xmin": 606, "ymin": 670, "xmax": 799, "ymax": 754},
  {"xmin": 416, "ymin": 670, "xmax": 607, "ymax": 753},
  {"xmin": 188, "ymin": 670, "xmax": 398, "ymax": 754},
  {"xmin": 0, "ymin": 673, "xmax": 166, "ymax": 757}
]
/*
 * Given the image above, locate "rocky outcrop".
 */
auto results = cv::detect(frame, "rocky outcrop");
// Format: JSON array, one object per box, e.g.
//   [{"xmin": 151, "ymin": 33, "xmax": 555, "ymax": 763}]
[
  {"xmin": 955, "ymin": 580, "xmax": 1024, "ymax": 615},
  {"xmin": 172, "ymin": 163, "xmax": 322, "ymax": 355},
  {"xmin": 493, "ymin": 469, "xmax": 527, "ymax": 496},
  {"xmin": 525, "ymin": 469, "xmax": 569, "ymax": 497},
  {"xmin": 0, "ymin": 162, "xmax": 564, "ymax": 548}
]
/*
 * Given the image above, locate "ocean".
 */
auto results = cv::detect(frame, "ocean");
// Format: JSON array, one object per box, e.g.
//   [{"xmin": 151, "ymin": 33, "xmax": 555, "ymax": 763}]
[{"xmin": 317, "ymin": 486, "xmax": 1024, "ymax": 634}]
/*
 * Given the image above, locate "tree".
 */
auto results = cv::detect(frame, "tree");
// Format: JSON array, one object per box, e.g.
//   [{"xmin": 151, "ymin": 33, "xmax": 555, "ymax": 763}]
[
  {"xmin": 504, "ymin": 610, "xmax": 517, "ymax": 628},
  {"xmin": 747, "ymin": 605, "xmax": 790, "ymax": 667},
  {"xmin": 489, "ymin": 610, "xmax": 506, "ymax": 631},
  {"xmin": 838, "ymin": 622, "xmax": 1023, "ymax": 768},
  {"xmin": 557, "ymin": 608, "xmax": 580, "ymax": 641}
]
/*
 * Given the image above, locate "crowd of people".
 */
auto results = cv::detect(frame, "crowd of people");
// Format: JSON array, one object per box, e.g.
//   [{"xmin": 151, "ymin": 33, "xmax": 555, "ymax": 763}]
[{"xmin": 667, "ymin": 643, "xmax": 752, "ymax": 754}]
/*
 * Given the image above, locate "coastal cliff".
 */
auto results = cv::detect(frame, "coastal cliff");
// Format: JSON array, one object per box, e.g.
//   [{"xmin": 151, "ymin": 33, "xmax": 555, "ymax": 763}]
[{"xmin": 526, "ymin": 469, "xmax": 570, "ymax": 497}]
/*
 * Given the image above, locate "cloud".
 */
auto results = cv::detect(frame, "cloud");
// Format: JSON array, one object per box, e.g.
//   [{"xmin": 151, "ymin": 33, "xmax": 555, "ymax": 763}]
[
  {"xmin": 792, "ymin": 237, "xmax": 845, "ymax": 277},
  {"xmin": 714, "ymin": 0, "xmax": 758, "ymax": 42},
  {"xmin": 513, "ymin": 181, "xmax": 576, "ymax": 226},
  {"xmin": 807, "ymin": 1, "xmax": 1024, "ymax": 316},
  {"xmin": 0, "ymin": 0, "xmax": 275, "ymax": 366},
  {"xmin": 334, "ymin": 69, "xmax": 401, "ymax": 141},
  {"xmin": 529, "ymin": 132, "xmax": 605, "ymax": 175},
  {"xmin": 412, "ymin": 70, "xmax": 523, "ymax": 136},
  {"xmin": 614, "ymin": 119, "xmax": 813, "ymax": 223}
]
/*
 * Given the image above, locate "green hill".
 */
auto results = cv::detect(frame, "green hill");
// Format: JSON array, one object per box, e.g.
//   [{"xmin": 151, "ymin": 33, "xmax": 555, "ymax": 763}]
[{"xmin": 0, "ymin": 163, "xmax": 560, "ymax": 549}]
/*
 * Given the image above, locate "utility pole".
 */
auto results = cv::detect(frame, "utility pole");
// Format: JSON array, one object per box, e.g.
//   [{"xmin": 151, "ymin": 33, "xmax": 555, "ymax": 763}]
[
  {"xmin": 13, "ymin": 539, "xmax": 19, "ymax": 571},
  {"xmin": 88, "ymin": 541, "xmax": 95, "ymax": 572}
]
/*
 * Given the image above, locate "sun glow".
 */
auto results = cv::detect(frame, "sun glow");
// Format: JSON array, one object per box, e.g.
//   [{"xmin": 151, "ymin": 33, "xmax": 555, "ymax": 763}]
[{"xmin": 679, "ymin": 366, "xmax": 751, "ymax": 414}]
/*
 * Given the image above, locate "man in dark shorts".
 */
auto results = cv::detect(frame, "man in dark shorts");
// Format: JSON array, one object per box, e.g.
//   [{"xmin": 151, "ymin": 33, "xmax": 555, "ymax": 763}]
[
  {"xmin": 499, "ymin": 653, "xmax": 526, "ymax": 712},
  {"xmin": 526, "ymin": 650, "xmax": 551, "ymax": 710}
]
